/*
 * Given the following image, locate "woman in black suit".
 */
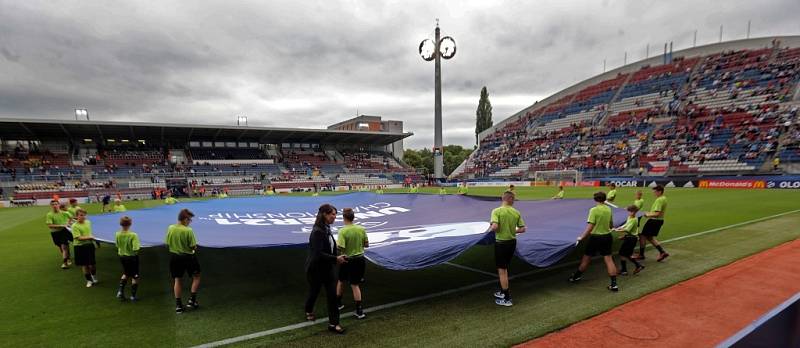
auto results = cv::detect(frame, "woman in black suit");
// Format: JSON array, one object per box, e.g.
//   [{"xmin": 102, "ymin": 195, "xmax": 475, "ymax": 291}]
[{"xmin": 304, "ymin": 203, "xmax": 347, "ymax": 334}]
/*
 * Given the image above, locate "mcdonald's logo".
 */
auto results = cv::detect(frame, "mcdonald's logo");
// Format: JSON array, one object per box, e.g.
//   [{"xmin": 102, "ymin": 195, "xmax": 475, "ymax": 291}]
[
  {"xmin": 699, "ymin": 180, "xmax": 709, "ymax": 188},
  {"xmin": 753, "ymin": 181, "xmax": 765, "ymax": 189}
]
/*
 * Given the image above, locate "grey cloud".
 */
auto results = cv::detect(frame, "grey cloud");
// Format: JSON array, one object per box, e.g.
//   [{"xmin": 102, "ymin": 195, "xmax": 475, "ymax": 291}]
[{"xmin": 0, "ymin": 0, "xmax": 799, "ymax": 150}]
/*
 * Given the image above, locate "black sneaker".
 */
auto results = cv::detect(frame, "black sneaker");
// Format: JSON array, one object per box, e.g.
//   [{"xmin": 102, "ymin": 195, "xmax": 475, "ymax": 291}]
[
  {"xmin": 568, "ymin": 274, "xmax": 582, "ymax": 283},
  {"xmin": 619, "ymin": 270, "xmax": 629, "ymax": 276},
  {"xmin": 633, "ymin": 265, "xmax": 645, "ymax": 275},
  {"xmin": 337, "ymin": 304, "xmax": 345, "ymax": 311},
  {"xmin": 657, "ymin": 253, "xmax": 670, "ymax": 262},
  {"xmin": 187, "ymin": 300, "xmax": 199, "ymax": 310},
  {"xmin": 175, "ymin": 305, "xmax": 185, "ymax": 314},
  {"xmin": 608, "ymin": 284, "xmax": 619, "ymax": 292},
  {"xmin": 354, "ymin": 311, "xmax": 366, "ymax": 319}
]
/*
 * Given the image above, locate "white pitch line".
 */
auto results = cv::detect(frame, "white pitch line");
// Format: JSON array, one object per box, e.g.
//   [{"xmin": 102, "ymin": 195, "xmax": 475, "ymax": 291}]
[
  {"xmin": 444, "ymin": 261, "xmax": 499, "ymax": 277},
  {"xmin": 191, "ymin": 209, "xmax": 800, "ymax": 348}
]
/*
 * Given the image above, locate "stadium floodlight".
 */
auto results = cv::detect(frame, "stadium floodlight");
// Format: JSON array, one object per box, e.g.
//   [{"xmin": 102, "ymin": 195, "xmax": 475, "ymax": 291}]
[
  {"xmin": 419, "ymin": 19, "xmax": 456, "ymax": 180},
  {"xmin": 237, "ymin": 115, "xmax": 248, "ymax": 126},
  {"xmin": 75, "ymin": 108, "xmax": 89, "ymax": 121}
]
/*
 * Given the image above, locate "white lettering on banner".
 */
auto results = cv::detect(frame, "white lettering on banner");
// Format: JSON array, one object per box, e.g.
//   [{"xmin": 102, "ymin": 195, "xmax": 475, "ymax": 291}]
[
  {"xmin": 355, "ymin": 211, "xmax": 385, "ymax": 219},
  {"xmin": 242, "ymin": 219, "xmax": 270, "ymax": 226},
  {"xmin": 378, "ymin": 207, "xmax": 410, "ymax": 215},
  {"xmin": 206, "ymin": 202, "xmax": 411, "ymax": 227},
  {"xmin": 268, "ymin": 219, "xmax": 302, "ymax": 225}
]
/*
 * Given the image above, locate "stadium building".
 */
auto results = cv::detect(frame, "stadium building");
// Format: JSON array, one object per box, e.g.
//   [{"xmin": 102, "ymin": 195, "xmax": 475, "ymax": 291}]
[{"xmin": 0, "ymin": 118, "xmax": 415, "ymax": 205}]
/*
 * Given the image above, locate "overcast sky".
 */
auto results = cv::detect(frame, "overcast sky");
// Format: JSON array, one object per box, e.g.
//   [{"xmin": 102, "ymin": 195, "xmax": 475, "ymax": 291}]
[{"xmin": 1, "ymin": 1, "xmax": 799, "ymax": 149}]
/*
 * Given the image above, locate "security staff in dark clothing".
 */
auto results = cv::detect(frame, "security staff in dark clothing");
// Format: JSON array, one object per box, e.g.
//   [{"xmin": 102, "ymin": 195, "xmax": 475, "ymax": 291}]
[{"xmin": 304, "ymin": 204, "xmax": 347, "ymax": 334}]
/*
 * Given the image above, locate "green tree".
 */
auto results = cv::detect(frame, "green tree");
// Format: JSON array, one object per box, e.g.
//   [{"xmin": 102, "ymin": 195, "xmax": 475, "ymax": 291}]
[
  {"xmin": 475, "ymin": 86, "xmax": 493, "ymax": 145},
  {"xmin": 443, "ymin": 145, "xmax": 473, "ymax": 176},
  {"xmin": 404, "ymin": 146, "xmax": 471, "ymax": 176}
]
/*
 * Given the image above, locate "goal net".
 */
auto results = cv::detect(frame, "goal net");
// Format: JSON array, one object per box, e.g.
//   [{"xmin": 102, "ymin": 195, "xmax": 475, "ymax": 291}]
[{"xmin": 533, "ymin": 170, "xmax": 581, "ymax": 187}]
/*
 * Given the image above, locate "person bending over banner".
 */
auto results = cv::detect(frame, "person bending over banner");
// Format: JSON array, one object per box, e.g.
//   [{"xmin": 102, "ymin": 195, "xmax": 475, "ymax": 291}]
[
  {"xmin": 552, "ymin": 186, "xmax": 564, "ymax": 200},
  {"xmin": 569, "ymin": 192, "xmax": 619, "ymax": 292},
  {"xmin": 490, "ymin": 191, "xmax": 526, "ymax": 307},
  {"xmin": 336, "ymin": 208, "xmax": 369, "ymax": 319},
  {"xmin": 635, "ymin": 185, "xmax": 669, "ymax": 262},
  {"xmin": 457, "ymin": 182, "xmax": 469, "ymax": 195},
  {"xmin": 166, "ymin": 209, "xmax": 201, "ymax": 313},
  {"xmin": 304, "ymin": 204, "xmax": 346, "ymax": 334},
  {"xmin": 606, "ymin": 183, "xmax": 617, "ymax": 203}
]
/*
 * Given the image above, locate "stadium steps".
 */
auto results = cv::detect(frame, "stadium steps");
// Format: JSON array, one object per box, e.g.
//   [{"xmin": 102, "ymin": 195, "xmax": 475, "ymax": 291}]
[{"xmin": 597, "ymin": 72, "xmax": 634, "ymax": 126}]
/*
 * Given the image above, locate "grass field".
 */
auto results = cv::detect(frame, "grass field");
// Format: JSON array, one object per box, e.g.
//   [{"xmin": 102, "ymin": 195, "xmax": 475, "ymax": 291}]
[{"xmin": 1, "ymin": 186, "xmax": 799, "ymax": 347}]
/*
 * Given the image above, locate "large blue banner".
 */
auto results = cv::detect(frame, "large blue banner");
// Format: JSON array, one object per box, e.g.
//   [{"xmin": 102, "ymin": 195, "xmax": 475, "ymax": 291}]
[{"xmin": 91, "ymin": 193, "xmax": 628, "ymax": 270}]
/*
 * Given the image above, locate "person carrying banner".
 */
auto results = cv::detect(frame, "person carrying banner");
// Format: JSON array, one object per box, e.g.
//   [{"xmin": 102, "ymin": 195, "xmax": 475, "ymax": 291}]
[
  {"xmin": 336, "ymin": 208, "xmax": 369, "ymax": 319},
  {"xmin": 490, "ymin": 191, "xmax": 526, "ymax": 306},
  {"xmin": 569, "ymin": 191, "xmax": 619, "ymax": 292}
]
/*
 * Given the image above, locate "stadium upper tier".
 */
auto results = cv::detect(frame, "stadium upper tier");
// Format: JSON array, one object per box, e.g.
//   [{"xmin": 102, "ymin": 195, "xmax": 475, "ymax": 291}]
[{"xmin": 453, "ymin": 36, "xmax": 800, "ymax": 179}]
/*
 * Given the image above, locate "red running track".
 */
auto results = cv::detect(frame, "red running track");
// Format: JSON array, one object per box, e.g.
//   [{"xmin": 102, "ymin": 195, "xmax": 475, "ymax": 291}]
[{"xmin": 518, "ymin": 239, "xmax": 800, "ymax": 348}]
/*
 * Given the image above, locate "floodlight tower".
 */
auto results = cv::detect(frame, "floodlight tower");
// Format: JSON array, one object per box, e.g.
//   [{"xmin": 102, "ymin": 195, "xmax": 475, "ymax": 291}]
[
  {"xmin": 75, "ymin": 108, "xmax": 89, "ymax": 121},
  {"xmin": 419, "ymin": 19, "xmax": 456, "ymax": 180}
]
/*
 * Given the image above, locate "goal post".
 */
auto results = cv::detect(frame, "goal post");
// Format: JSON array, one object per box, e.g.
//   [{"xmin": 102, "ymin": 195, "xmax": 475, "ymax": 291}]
[{"xmin": 533, "ymin": 170, "xmax": 581, "ymax": 187}]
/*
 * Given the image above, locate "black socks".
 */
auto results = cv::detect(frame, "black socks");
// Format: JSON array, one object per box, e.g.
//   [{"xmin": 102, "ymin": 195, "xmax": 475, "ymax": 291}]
[
  {"xmin": 620, "ymin": 260, "xmax": 628, "ymax": 272},
  {"xmin": 131, "ymin": 284, "xmax": 138, "ymax": 297},
  {"xmin": 655, "ymin": 245, "xmax": 666, "ymax": 253},
  {"xmin": 190, "ymin": 292, "xmax": 197, "ymax": 303},
  {"xmin": 610, "ymin": 276, "xmax": 617, "ymax": 286},
  {"xmin": 84, "ymin": 273, "xmax": 92, "ymax": 281}
]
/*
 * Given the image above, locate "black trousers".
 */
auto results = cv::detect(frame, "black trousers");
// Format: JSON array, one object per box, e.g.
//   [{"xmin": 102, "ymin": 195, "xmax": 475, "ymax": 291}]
[{"xmin": 305, "ymin": 267, "xmax": 340, "ymax": 326}]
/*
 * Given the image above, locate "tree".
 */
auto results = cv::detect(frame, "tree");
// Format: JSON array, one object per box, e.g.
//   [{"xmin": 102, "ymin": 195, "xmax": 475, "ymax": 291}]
[
  {"xmin": 475, "ymin": 86, "xmax": 493, "ymax": 145},
  {"xmin": 404, "ymin": 146, "xmax": 472, "ymax": 176}
]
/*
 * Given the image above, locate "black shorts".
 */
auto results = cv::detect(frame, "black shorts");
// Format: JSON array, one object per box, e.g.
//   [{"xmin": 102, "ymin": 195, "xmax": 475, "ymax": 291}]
[
  {"xmin": 585, "ymin": 234, "xmax": 613, "ymax": 256},
  {"xmin": 641, "ymin": 219, "xmax": 665, "ymax": 237},
  {"xmin": 50, "ymin": 228, "xmax": 71, "ymax": 246},
  {"xmin": 74, "ymin": 244, "xmax": 96, "ymax": 266},
  {"xmin": 338, "ymin": 256, "xmax": 366, "ymax": 285},
  {"xmin": 120, "ymin": 255, "xmax": 140, "ymax": 278},
  {"xmin": 494, "ymin": 239, "xmax": 517, "ymax": 269},
  {"xmin": 618, "ymin": 236, "xmax": 638, "ymax": 257},
  {"xmin": 169, "ymin": 253, "xmax": 201, "ymax": 278}
]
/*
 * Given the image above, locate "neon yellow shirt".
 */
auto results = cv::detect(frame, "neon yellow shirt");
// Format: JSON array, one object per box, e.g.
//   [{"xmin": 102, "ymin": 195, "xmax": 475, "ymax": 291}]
[
  {"xmin": 71, "ymin": 220, "xmax": 94, "ymax": 246},
  {"xmin": 587, "ymin": 204, "xmax": 613, "ymax": 235},
  {"xmin": 650, "ymin": 196, "xmax": 667, "ymax": 220},
  {"xmin": 337, "ymin": 224, "xmax": 368, "ymax": 257},
  {"xmin": 490, "ymin": 204, "xmax": 525, "ymax": 241},
  {"xmin": 165, "ymin": 224, "xmax": 197, "ymax": 254},
  {"xmin": 115, "ymin": 230, "xmax": 140, "ymax": 256}
]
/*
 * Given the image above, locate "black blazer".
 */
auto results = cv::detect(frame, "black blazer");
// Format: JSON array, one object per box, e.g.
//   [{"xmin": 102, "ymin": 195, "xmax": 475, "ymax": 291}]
[{"xmin": 305, "ymin": 224, "xmax": 338, "ymax": 273}]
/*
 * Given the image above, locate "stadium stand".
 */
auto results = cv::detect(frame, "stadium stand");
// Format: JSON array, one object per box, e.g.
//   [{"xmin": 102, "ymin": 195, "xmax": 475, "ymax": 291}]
[
  {"xmin": 0, "ymin": 119, "xmax": 413, "ymax": 200},
  {"xmin": 453, "ymin": 38, "xmax": 800, "ymax": 179}
]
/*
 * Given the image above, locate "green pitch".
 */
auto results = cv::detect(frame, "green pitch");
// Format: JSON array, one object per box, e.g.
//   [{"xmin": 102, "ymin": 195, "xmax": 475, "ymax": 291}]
[{"xmin": 1, "ymin": 187, "xmax": 799, "ymax": 347}]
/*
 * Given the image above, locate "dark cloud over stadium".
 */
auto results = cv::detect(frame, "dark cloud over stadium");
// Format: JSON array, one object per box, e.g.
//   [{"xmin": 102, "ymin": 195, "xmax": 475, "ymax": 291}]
[{"xmin": 0, "ymin": 0, "xmax": 798, "ymax": 148}]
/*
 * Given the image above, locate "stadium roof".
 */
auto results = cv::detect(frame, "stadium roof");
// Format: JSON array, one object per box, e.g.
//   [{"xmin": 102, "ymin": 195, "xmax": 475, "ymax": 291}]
[{"xmin": 0, "ymin": 118, "xmax": 412, "ymax": 145}]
